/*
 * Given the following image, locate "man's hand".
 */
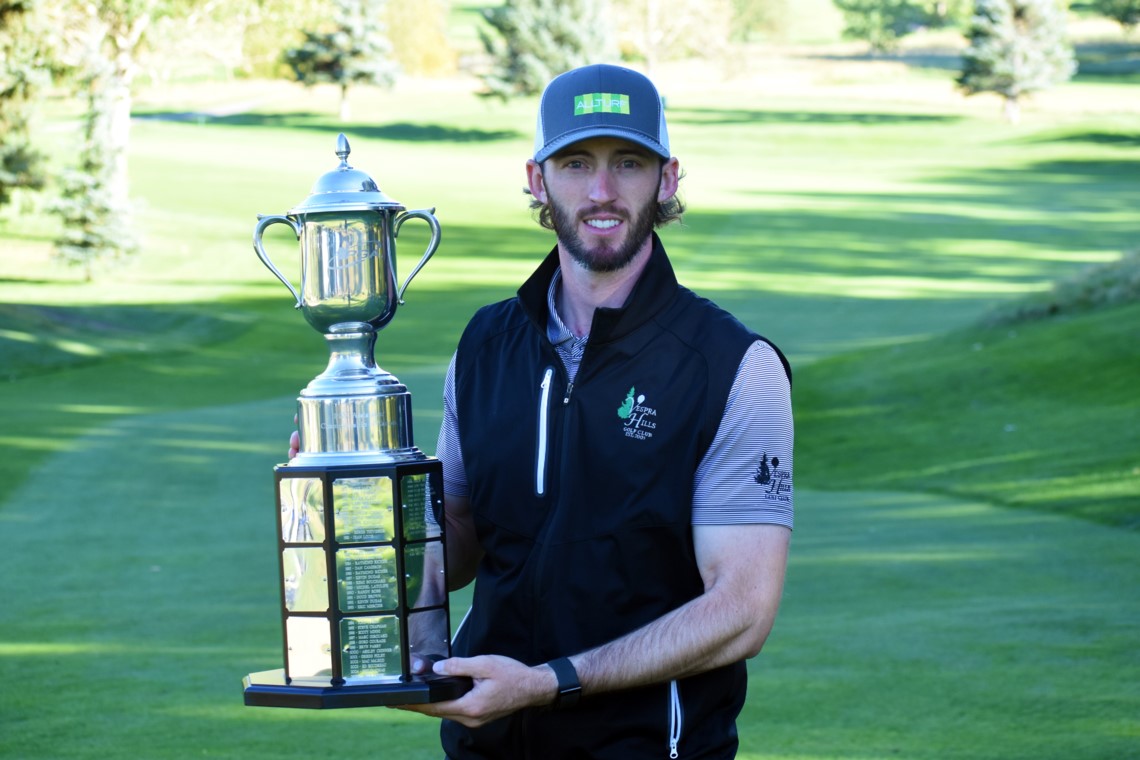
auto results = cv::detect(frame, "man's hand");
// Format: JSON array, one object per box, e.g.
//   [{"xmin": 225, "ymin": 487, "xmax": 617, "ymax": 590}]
[
  {"xmin": 288, "ymin": 411, "xmax": 300, "ymax": 459},
  {"xmin": 397, "ymin": 655, "xmax": 556, "ymax": 728}
]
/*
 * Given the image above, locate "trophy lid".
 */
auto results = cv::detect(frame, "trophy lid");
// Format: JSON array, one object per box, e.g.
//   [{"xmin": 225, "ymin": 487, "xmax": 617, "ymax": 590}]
[{"xmin": 290, "ymin": 134, "xmax": 406, "ymax": 214}]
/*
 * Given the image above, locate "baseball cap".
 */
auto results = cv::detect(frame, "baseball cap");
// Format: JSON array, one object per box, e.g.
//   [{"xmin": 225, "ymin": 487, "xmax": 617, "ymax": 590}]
[{"xmin": 533, "ymin": 64, "xmax": 670, "ymax": 163}]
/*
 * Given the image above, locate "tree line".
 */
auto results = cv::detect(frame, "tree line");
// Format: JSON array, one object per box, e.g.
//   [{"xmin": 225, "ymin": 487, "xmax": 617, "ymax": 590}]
[{"xmin": 1, "ymin": 0, "xmax": 1135, "ymax": 279}]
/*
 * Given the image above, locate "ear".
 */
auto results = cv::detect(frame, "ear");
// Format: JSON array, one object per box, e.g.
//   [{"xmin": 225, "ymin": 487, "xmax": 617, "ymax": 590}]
[
  {"xmin": 526, "ymin": 159, "xmax": 547, "ymax": 203},
  {"xmin": 657, "ymin": 157, "xmax": 680, "ymax": 203}
]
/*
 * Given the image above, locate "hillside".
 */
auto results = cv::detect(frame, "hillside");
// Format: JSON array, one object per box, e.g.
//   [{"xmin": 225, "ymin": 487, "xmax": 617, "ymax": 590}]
[{"xmin": 797, "ymin": 276, "xmax": 1140, "ymax": 529}]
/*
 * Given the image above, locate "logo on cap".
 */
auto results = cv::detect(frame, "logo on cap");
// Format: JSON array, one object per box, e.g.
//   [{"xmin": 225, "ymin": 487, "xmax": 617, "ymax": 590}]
[{"xmin": 574, "ymin": 93, "xmax": 630, "ymax": 116}]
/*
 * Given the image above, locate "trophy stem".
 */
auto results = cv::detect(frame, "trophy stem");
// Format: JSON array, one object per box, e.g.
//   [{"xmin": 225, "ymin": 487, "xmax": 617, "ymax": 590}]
[
  {"xmin": 292, "ymin": 323, "xmax": 423, "ymax": 466},
  {"xmin": 321, "ymin": 321, "xmax": 382, "ymax": 380}
]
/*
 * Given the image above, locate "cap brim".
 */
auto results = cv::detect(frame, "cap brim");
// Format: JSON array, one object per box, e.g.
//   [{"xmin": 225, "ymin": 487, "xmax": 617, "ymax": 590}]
[{"xmin": 535, "ymin": 127, "xmax": 670, "ymax": 163}]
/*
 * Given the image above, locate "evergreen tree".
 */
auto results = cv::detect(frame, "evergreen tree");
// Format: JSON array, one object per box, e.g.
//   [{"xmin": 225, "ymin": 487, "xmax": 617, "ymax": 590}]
[
  {"xmin": 833, "ymin": 0, "xmax": 930, "ymax": 52},
  {"xmin": 50, "ymin": 57, "xmax": 137, "ymax": 282},
  {"xmin": 478, "ymin": 0, "xmax": 615, "ymax": 100},
  {"xmin": 957, "ymin": 0, "xmax": 1077, "ymax": 123},
  {"xmin": 1092, "ymin": 0, "xmax": 1140, "ymax": 29},
  {"xmin": 0, "ymin": 0, "xmax": 48, "ymax": 209},
  {"xmin": 284, "ymin": 0, "xmax": 398, "ymax": 120}
]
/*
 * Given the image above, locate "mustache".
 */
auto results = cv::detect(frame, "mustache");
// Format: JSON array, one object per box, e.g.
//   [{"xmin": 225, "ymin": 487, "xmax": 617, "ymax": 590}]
[{"xmin": 578, "ymin": 205, "xmax": 628, "ymax": 220}]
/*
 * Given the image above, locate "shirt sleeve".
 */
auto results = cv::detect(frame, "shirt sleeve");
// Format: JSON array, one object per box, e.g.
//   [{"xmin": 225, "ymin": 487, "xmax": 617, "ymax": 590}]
[
  {"xmin": 435, "ymin": 351, "xmax": 470, "ymax": 497},
  {"xmin": 691, "ymin": 340, "xmax": 794, "ymax": 528}
]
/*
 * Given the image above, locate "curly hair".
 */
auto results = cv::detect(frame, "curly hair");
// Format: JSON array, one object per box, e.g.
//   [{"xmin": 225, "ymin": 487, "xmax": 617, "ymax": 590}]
[{"xmin": 526, "ymin": 161, "xmax": 686, "ymax": 231}]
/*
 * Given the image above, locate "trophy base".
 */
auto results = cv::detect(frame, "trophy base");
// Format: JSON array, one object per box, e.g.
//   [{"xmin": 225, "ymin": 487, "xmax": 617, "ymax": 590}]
[{"xmin": 243, "ymin": 668, "xmax": 472, "ymax": 709}]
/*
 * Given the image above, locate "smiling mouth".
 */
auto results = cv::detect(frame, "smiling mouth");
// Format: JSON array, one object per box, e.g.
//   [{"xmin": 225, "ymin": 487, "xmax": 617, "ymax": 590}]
[{"xmin": 585, "ymin": 219, "xmax": 622, "ymax": 230}]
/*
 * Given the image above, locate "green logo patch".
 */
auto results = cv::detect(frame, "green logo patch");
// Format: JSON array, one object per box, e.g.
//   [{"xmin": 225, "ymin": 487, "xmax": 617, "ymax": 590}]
[
  {"xmin": 575, "ymin": 93, "xmax": 630, "ymax": 116},
  {"xmin": 618, "ymin": 387, "xmax": 636, "ymax": 419}
]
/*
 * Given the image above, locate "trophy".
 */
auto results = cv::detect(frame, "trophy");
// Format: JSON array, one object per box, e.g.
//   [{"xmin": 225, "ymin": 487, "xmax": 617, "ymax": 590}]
[{"xmin": 242, "ymin": 134, "xmax": 470, "ymax": 708}]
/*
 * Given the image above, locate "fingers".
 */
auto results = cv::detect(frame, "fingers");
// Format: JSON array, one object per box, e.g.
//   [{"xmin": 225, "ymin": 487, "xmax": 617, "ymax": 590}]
[
  {"xmin": 392, "ymin": 657, "xmax": 498, "ymax": 727},
  {"xmin": 288, "ymin": 429, "xmax": 299, "ymax": 459}
]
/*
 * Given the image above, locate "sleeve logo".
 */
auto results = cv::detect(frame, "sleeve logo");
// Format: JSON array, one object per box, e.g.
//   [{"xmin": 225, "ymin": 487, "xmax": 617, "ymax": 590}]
[{"xmin": 754, "ymin": 453, "xmax": 792, "ymax": 502}]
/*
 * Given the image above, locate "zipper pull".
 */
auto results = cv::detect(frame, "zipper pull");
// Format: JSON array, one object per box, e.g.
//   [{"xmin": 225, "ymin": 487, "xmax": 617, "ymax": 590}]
[
  {"xmin": 563, "ymin": 381, "xmax": 574, "ymax": 405},
  {"xmin": 668, "ymin": 679, "xmax": 681, "ymax": 758}
]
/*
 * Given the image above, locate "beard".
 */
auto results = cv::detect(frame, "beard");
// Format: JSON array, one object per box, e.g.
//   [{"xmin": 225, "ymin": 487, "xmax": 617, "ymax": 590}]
[{"xmin": 548, "ymin": 191, "xmax": 658, "ymax": 274}]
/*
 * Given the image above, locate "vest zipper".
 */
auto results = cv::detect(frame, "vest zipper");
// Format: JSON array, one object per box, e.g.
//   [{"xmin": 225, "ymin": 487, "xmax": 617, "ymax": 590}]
[
  {"xmin": 668, "ymin": 679, "xmax": 682, "ymax": 758},
  {"xmin": 535, "ymin": 367, "xmax": 554, "ymax": 496}
]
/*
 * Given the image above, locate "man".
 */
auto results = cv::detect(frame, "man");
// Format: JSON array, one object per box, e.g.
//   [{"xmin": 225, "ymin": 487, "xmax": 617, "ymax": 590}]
[{"xmin": 297, "ymin": 63, "xmax": 794, "ymax": 758}]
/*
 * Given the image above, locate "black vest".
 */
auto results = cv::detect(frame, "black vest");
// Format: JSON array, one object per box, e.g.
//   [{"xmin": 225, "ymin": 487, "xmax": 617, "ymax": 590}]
[{"xmin": 446, "ymin": 237, "xmax": 789, "ymax": 759}]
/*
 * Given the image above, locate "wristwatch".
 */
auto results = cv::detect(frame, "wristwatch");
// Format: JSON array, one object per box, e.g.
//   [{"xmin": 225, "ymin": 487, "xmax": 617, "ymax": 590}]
[{"xmin": 547, "ymin": 657, "xmax": 581, "ymax": 709}]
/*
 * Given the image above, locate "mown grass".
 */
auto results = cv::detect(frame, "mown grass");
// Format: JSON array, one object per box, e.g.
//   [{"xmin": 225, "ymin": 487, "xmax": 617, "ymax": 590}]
[
  {"xmin": 797, "ymin": 297, "xmax": 1140, "ymax": 529},
  {"xmin": 1, "ymin": 35, "xmax": 1138, "ymax": 759}
]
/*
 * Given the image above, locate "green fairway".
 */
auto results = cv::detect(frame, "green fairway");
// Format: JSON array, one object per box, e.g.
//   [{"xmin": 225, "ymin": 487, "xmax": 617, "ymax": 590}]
[
  {"xmin": 2, "ymin": 30, "xmax": 1138, "ymax": 760},
  {"xmin": 748, "ymin": 490, "xmax": 1138, "ymax": 760},
  {"xmin": 2, "ymin": 417, "xmax": 1135, "ymax": 759}
]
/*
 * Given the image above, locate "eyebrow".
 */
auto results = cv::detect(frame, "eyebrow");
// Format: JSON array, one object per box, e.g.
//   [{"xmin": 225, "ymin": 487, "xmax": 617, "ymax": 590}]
[{"xmin": 550, "ymin": 146, "xmax": 656, "ymax": 162}]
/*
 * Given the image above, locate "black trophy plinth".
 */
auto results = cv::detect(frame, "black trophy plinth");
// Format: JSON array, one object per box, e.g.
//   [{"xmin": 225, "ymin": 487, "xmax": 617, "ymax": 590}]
[
  {"xmin": 243, "ymin": 458, "xmax": 471, "ymax": 708},
  {"xmin": 243, "ymin": 668, "xmax": 470, "ymax": 709}
]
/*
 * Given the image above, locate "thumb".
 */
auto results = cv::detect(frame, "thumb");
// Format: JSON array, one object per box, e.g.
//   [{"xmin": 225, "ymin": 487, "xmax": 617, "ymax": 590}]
[
  {"xmin": 433, "ymin": 657, "xmax": 456, "ymax": 676},
  {"xmin": 433, "ymin": 656, "xmax": 475, "ymax": 678}
]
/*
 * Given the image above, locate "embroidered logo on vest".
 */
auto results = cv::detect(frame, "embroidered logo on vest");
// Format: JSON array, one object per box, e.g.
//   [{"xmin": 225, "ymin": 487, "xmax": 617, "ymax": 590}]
[{"xmin": 618, "ymin": 386, "xmax": 658, "ymax": 441}]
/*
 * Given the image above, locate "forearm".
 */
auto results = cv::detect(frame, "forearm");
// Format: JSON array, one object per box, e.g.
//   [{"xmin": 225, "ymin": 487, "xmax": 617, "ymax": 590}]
[
  {"xmin": 571, "ymin": 524, "xmax": 790, "ymax": 696},
  {"xmin": 443, "ymin": 493, "xmax": 482, "ymax": 590},
  {"xmin": 575, "ymin": 588, "xmax": 767, "ymax": 692}
]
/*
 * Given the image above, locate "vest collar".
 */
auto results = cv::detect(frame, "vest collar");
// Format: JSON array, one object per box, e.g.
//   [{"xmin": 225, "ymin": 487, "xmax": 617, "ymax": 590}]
[{"xmin": 517, "ymin": 233, "xmax": 679, "ymax": 345}]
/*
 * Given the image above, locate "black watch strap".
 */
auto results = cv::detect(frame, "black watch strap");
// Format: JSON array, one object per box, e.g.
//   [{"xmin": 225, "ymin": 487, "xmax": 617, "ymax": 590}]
[{"xmin": 548, "ymin": 657, "xmax": 581, "ymax": 709}]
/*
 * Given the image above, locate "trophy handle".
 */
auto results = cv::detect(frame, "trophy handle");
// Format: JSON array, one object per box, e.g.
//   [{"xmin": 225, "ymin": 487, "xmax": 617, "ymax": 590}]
[
  {"xmin": 393, "ymin": 208, "xmax": 441, "ymax": 305},
  {"xmin": 253, "ymin": 214, "xmax": 305, "ymax": 308}
]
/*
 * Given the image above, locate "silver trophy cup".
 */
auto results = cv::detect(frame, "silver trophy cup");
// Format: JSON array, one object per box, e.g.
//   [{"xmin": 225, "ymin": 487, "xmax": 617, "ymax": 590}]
[{"xmin": 243, "ymin": 135, "xmax": 469, "ymax": 709}]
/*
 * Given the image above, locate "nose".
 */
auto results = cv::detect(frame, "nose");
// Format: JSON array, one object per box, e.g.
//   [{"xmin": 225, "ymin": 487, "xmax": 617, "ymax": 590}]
[{"xmin": 587, "ymin": 167, "xmax": 617, "ymax": 204}]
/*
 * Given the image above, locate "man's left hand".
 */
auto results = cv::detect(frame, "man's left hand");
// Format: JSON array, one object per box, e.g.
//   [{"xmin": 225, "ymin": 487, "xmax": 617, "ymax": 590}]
[{"xmin": 396, "ymin": 655, "xmax": 556, "ymax": 728}]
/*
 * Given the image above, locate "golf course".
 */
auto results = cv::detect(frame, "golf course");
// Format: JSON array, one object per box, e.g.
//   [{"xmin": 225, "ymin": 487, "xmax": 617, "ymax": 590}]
[{"xmin": 1, "ymin": 7, "xmax": 1137, "ymax": 759}]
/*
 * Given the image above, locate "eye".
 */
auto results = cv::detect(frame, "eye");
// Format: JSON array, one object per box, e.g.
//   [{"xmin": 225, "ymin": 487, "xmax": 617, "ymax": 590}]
[{"xmin": 615, "ymin": 154, "xmax": 650, "ymax": 170}]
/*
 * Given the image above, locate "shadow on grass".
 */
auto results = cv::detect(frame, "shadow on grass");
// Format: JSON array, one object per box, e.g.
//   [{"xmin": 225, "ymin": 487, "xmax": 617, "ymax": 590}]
[
  {"xmin": 1031, "ymin": 130, "xmax": 1140, "ymax": 147},
  {"xmin": 135, "ymin": 107, "xmax": 965, "ymax": 137},
  {"xmin": 133, "ymin": 110, "xmax": 522, "ymax": 143},
  {"xmin": 0, "ymin": 302, "xmax": 256, "ymax": 381},
  {"xmin": 809, "ymin": 48, "xmax": 963, "ymax": 71},
  {"xmin": 806, "ymin": 37, "xmax": 1140, "ymax": 80},
  {"xmin": 667, "ymin": 107, "xmax": 959, "ymax": 125}
]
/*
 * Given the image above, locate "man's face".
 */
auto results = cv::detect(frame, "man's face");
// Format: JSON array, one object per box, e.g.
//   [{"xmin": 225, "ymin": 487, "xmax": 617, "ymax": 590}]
[{"xmin": 530, "ymin": 138, "xmax": 678, "ymax": 273}]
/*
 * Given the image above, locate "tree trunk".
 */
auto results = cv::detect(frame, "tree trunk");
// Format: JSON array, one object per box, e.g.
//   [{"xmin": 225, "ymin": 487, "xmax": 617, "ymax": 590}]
[
  {"xmin": 644, "ymin": 0, "xmax": 658, "ymax": 81},
  {"xmin": 102, "ymin": 4, "xmax": 151, "ymax": 215},
  {"xmin": 340, "ymin": 84, "xmax": 351, "ymax": 122},
  {"xmin": 106, "ymin": 67, "xmax": 133, "ymax": 214},
  {"xmin": 1003, "ymin": 95, "xmax": 1021, "ymax": 125}
]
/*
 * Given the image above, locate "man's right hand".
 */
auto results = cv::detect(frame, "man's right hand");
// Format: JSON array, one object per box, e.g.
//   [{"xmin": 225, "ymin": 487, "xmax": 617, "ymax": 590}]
[{"xmin": 288, "ymin": 412, "xmax": 300, "ymax": 459}]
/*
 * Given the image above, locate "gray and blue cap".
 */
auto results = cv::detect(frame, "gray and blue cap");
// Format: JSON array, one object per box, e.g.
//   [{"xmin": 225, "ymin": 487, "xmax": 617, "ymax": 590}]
[{"xmin": 533, "ymin": 64, "xmax": 670, "ymax": 163}]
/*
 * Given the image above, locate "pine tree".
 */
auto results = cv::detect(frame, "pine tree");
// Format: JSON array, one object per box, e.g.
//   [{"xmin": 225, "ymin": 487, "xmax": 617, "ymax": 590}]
[
  {"xmin": 478, "ymin": 0, "xmax": 616, "ymax": 100},
  {"xmin": 957, "ymin": 0, "xmax": 1077, "ymax": 123},
  {"xmin": 0, "ymin": 0, "xmax": 48, "ymax": 209},
  {"xmin": 285, "ymin": 0, "xmax": 398, "ymax": 121},
  {"xmin": 1093, "ymin": 0, "xmax": 1140, "ymax": 30},
  {"xmin": 50, "ymin": 58, "xmax": 137, "ymax": 282},
  {"xmin": 833, "ymin": 0, "xmax": 930, "ymax": 53}
]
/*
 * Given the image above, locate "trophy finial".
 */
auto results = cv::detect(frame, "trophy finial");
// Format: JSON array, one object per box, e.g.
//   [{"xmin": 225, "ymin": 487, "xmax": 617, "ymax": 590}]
[{"xmin": 336, "ymin": 133, "xmax": 351, "ymax": 168}]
